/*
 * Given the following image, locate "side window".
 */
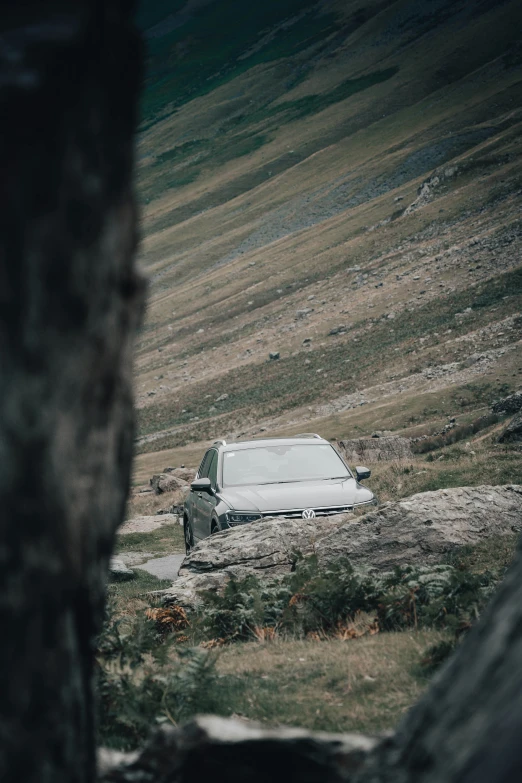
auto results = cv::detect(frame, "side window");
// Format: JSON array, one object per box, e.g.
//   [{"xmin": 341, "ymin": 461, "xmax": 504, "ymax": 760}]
[
  {"xmin": 207, "ymin": 451, "xmax": 218, "ymax": 490},
  {"xmin": 197, "ymin": 450, "xmax": 212, "ymax": 479}
]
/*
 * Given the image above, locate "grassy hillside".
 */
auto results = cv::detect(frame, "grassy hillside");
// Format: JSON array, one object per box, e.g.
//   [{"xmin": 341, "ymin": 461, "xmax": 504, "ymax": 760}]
[{"xmin": 133, "ymin": 0, "xmax": 522, "ymax": 476}]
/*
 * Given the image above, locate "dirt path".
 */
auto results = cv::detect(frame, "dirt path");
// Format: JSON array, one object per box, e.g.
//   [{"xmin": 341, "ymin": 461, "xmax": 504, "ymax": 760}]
[{"xmin": 136, "ymin": 554, "xmax": 186, "ymax": 580}]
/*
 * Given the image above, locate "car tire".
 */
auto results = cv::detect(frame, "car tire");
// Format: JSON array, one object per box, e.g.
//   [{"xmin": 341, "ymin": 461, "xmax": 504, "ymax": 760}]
[
  {"xmin": 211, "ymin": 520, "xmax": 219, "ymax": 535},
  {"xmin": 184, "ymin": 517, "xmax": 194, "ymax": 555}
]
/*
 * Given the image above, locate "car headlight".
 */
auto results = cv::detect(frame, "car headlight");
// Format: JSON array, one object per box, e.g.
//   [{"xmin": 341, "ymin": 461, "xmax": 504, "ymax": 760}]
[
  {"xmin": 354, "ymin": 497, "xmax": 378, "ymax": 508},
  {"xmin": 226, "ymin": 512, "xmax": 262, "ymax": 525}
]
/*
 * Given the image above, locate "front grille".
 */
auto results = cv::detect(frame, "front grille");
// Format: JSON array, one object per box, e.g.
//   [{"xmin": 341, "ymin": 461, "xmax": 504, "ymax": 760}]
[{"xmin": 261, "ymin": 505, "xmax": 354, "ymax": 519}]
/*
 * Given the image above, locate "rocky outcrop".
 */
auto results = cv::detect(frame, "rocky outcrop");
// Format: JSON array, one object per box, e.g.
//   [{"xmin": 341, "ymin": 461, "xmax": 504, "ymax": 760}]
[
  {"xmin": 317, "ymin": 485, "xmax": 522, "ymax": 571},
  {"xmin": 98, "ymin": 715, "xmax": 378, "ymax": 783},
  {"xmin": 109, "ymin": 558, "xmax": 135, "ymax": 582},
  {"xmin": 157, "ymin": 486, "xmax": 522, "ymax": 610},
  {"xmin": 336, "ymin": 436, "xmax": 413, "ymax": 463},
  {"xmin": 498, "ymin": 411, "xmax": 522, "ymax": 443},
  {"xmin": 163, "ymin": 467, "xmax": 196, "ymax": 482},
  {"xmin": 158, "ymin": 514, "xmax": 352, "ymax": 609},
  {"xmin": 150, "ymin": 473, "xmax": 189, "ymax": 494},
  {"xmin": 491, "ymin": 391, "xmax": 522, "ymax": 416},
  {"xmin": 403, "ymin": 166, "xmax": 458, "ymax": 215}
]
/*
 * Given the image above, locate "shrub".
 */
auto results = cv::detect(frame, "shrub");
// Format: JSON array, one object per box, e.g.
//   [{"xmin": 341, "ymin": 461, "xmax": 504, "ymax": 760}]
[
  {"xmin": 194, "ymin": 555, "xmax": 504, "ymax": 643},
  {"xmin": 419, "ymin": 638, "xmax": 459, "ymax": 674},
  {"xmin": 95, "ymin": 599, "xmax": 219, "ymax": 750},
  {"xmin": 413, "ymin": 413, "xmax": 501, "ymax": 454}
]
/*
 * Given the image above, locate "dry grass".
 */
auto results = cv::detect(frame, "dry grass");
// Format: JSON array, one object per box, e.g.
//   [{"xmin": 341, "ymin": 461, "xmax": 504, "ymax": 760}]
[
  {"xmin": 213, "ymin": 632, "xmax": 449, "ymax": 733},
  {"xmin": 368, "ymin": 441, "xmax": 522, "ymax": 502},
  {"xmin": 126, "ymin": 487, "xmax": 186, "ymax": 516},
  {"xmin": 115, "ymin": 524, "xmax": 185, "ymax": 557}
]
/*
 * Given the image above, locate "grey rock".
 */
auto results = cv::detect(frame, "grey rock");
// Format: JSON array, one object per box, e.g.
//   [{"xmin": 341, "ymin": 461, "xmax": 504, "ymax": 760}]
[
  {"xmin": 328, "ymin": 325, "xmax": 347, "ymax": 336},
  {"xmin": 150, "ymin": 473, "xmax": 188, "ymax": 494},
  {"xmin": 155, "ymin": 486, "xmax": 522, "ymax": 611},
  {"xmin": 98, "ymin": 715, "xmax": 377, "ymax": 783},
  {"xmin": 492, "ymin": 391, "xmax": 522, "ymax": 416},
  {"xmin": 172, "ymin": 467, "xmax": 196, "ymax": 483},
  {"xmin": 317, "ymin": 485, "xmax": 522, "ymax": 572},
  {"xmin": 295, "ymin": 308, "xmax": 313, "ymax": 319},
  {"xmin": 157, "ymin": 514, "xmax": 351, "ymax": 609},
  {"xmin": 117, "ymin": 552, "xmax": 155, "ymax": 567},
  {"xmin": 109, "ymin": 558, "xmax": 135, "ymax": 582},
  {"xmin": 337, "ymin": 436, "xmax": 413, "ymax": 462},
  {"xmin": 498, "ymin": 411, "xmax": 522, "ymax": 443}
]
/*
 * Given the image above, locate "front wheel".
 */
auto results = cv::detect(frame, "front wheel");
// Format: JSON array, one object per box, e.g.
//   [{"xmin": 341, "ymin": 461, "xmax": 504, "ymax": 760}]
[{"xmin": 184, "ymin": 517, "xmax": 194, "ymax": 555}]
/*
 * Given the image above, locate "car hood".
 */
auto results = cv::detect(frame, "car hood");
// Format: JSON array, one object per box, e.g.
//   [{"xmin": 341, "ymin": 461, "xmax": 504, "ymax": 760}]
[{"xmin": 219, "ymin": 478, "xmax": 374, "ymax": 513}]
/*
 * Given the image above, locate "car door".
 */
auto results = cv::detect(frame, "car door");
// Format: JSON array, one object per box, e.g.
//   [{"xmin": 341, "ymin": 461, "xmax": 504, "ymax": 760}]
[
  {"xmin": 188, "ymin": 449, "xmax": 212, "ymax": 540},
  {"xmin": 192, "ymin": 449, "xmax": 218, "ymax": 541},
  {"xmin": 197, "ymin": 450, "xmax": 219, "ymax": 537}
]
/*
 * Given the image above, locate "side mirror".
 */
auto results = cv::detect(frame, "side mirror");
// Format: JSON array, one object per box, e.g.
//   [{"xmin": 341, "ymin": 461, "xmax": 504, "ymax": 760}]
[
  {"xmin": 355, "ymin": 466, "xmax": 371, "ymax": 482},
  {"xmin": 191, "ymin": 477, "xmax": 213, "ymax": 494}
]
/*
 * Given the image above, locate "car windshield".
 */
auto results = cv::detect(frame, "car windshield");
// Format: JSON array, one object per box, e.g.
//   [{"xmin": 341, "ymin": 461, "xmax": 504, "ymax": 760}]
[{"xmin": 222, "ymin": 444, "xmax": 351, "ymax": 487}]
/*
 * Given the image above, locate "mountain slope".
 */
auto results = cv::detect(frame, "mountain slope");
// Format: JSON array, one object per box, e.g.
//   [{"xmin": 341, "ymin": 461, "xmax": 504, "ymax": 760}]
[{"xmin": 133, "ymin": 0, "xmax": 522, "ymax": 472}]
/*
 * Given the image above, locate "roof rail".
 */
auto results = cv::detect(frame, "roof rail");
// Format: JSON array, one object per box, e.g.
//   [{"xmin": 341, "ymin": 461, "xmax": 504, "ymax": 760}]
[
  {"xmin": 213, "ymin": 439, "xmax": 227, "ymax": 447},
  {"xmin": 293, "ymin": 433, "xmax": 323, "ymax": 439}
]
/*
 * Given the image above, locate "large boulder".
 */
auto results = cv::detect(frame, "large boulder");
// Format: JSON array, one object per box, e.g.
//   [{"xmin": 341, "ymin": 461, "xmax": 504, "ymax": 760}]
[
  {"xmin": 158, "ymin": 514, "xmax": 352, "ymax": 609},
  {"xmin": 336, "ymin": 436, "xmax": 413, "ymax": 463},
  {"xmin": 157, "ymin": 486, "xmax": 522, "ymax": 610},
  {"xmin": 317, "ymin": 485, "xmax": 522, "ymax": 571},
  {"xmin": 98, "ymin": 715, "xmax": 377, "ymax": 783},
  {"xmin": 150, "ymin": 473, "xmax": 188, "ymax": 494},
  {"xmin": 498, "ymin": 411, "xmax": 522, "ymax": 443},
  {"xmin": 491, "ymin": 391, "xmax": 522, "ymax": 416}
]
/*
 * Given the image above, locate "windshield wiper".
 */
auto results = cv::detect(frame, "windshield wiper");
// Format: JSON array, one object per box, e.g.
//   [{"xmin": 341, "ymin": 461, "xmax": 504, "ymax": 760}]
[{"xmin": 270, "ymin": 479, "xmax": 310, "ymax": 484}]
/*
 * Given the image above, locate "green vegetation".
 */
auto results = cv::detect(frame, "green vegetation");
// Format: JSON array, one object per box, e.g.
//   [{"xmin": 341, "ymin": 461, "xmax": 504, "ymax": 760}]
[
  {"xmin": 96, "ymin": 601, "xmax": 220, "ymax": 749},
  {"xmin": 97, "ymin": 593, "xmax": 448, "ymax": 744},
  {"xmin": 192, "ymin": 553, "xmax": 507, "ymax": 644},
  {"xmin": 211, "ymin": 631, "xmax": 449, "ymax": 733},
  {"xmin": 97, "ymin": 526, "xmax": 517, "ymax": 748},
  {"xmin": 272, "ymin": 68, "xmax": 399, "ymax": 122},
  {"xmin": 116, "ymin": 525, "xmax": 184, "ymax": 556},
  {"xmin": 136, "ymin": 266, "xmax": 522, "ymax": 446},
  {"xmin": 139, "ymin": 132, "xmax": 269, "ymax": 204},
  {"xmin": 368, "ymin": 443, "xmax": 522, "ymax": 502},
  {"xmin": 107, "ymin": 570, "xmax": 173, "ymax": 622},
  {"xmin": 138, "ymin": 0, "xmax": 338, "ymax": 124},
  {"xmin": 138, "ymin": 62, "xmax": 398, "ymax": 211},
  {"xmin": 412, "ymin": 412, "xmax": 501, "ymax": 453}
]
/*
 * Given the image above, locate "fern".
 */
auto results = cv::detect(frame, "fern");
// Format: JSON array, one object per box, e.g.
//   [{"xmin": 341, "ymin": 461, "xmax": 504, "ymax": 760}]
[
  {"xmin": 194, "ymin": 555, "xmax": 504, "ymax": 640},
  {"xmin": 171, "ymin": 647, "xmax": 218, "ymax": 722},
  {"xmin": 95, "ymin": 602, "xmax": 218, "ymax": 750}
]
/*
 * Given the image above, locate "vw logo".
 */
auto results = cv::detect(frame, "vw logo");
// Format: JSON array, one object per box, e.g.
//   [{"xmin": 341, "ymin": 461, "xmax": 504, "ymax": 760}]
[{"xmin": 302, "ymin": 509, "xmax": 316, "ymax": 520}]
